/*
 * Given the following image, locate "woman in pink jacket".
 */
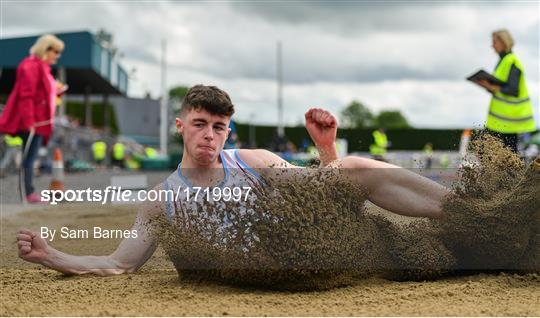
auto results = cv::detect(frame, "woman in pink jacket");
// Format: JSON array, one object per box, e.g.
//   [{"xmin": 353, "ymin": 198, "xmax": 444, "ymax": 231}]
[{"xmin": 0, "ymin": 34, "xmax": 64, "ymax": 203}]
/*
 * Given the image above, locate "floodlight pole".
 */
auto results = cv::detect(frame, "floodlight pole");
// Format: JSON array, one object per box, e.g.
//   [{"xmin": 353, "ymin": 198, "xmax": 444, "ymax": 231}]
[
  {"xmin": 58, "ymin": 66, "xmax": 66, "ymax": 118},
  {"xmin": 160, "ymin": 39, "xmax": 168, "ymax": 155},
  {"xmin": 277, "ymin": 41, "xmax": 284, "ymax": 137}
]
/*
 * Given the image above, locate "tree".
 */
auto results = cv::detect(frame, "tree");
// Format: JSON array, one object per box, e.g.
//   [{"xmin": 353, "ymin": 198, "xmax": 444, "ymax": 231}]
[
  {"xmin": 168, "ymin": 85, "xmax": 189, "ymax": 117},
  {"xmin": 340, "ymin": 100, "xmax": 374, "ymax": 128},
  {"xmin": 168, "ymin": 86, "xmax": 189, "ymax": 102},
  {"xmin": 374, "ymin": 110, "xmax": 411, "ymax": 129}
]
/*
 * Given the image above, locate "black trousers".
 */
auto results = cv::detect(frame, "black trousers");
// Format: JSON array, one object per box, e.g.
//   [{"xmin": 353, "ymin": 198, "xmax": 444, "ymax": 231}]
[{"xmin": 486, "ymin": 129, "xmax": 518, "ymax": 153}]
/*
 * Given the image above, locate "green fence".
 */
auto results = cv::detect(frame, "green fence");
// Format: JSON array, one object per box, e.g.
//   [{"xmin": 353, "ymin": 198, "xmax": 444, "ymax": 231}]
[
  {"xmin": 65, "ymin": 101, "xmax": 118, "ymax": 133},
  {"xmin": 235, "ymin": 123, "xmax": 464, "ymax": 151}
]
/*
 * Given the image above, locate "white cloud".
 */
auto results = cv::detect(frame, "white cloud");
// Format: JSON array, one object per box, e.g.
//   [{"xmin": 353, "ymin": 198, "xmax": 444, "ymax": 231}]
[{"xmin": 1, "ymin": 1, "xmax": 538, "ymax": 128}]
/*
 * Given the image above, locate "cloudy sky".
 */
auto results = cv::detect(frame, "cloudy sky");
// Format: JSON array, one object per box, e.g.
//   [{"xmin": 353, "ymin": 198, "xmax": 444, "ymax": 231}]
[{"xmin": 1, "ymin": 0, "xmax": 539, "ymax": 128}]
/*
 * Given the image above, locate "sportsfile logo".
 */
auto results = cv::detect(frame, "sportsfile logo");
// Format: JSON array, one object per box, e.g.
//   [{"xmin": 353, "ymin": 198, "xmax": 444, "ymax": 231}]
[
  {"xmin": 40, "ymin": 186, "xmax": 253, "ymax": 205},
  {"xmin": 41, "ymin": 187, "xmax": 133, "ymax": 205}
]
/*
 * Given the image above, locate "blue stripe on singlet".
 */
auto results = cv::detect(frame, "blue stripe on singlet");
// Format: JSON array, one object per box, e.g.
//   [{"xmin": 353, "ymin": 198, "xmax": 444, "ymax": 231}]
[
  {"xmin": 220, "ymin": 151, "xmax": 231, "ymax": 187},
  {"xmin": 233, "ymin": 149, "xmax": 263, "ymax": 183}
]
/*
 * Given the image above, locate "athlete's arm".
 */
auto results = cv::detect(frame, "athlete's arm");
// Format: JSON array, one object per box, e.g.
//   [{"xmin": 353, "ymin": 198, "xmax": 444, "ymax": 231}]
[
  {"xmin": 237, "ymin": 148, "xmax": 298, "ymax": 169},
  {"xmin": 236, "ymin": 149, "xmax": 311, "ymax": 187},
  {"xmin": 16, "ymin": 187, "xmax": 165, "ymax": 276},
  {"xmin": 235, "ymin": 108, "xmax": 338, "ymax": 169},
  {"xmin": 304, "ymin": 108, "xmax": 339, "ymax": 166}
]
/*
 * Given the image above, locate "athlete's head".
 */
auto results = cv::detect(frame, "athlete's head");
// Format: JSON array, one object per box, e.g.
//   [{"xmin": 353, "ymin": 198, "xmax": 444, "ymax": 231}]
[{"xmin": 176, "ymin": 85, "xmax": 235, "ymax": 165}]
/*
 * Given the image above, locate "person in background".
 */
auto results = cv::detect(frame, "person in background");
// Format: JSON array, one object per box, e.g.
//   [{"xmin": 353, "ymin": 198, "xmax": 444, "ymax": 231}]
[
  {"xmin": 0, "ymin": 34, "xmax": 65, "ymax": 203},
  {"xmin": 439, "ymin": 154, "xmax": 450, "ymax": 169},
  {"xmin": 112, "ymin": 140, "xmax": 126, "ymax": 169},
  {"xmin": 473, "ymin": 29, "xmax": 536, "ymax": 153},
  {"xmin": 369, "ymin": 128, "xmax": 389, "ymax": 161},
  {"xmin": 301, "ymin": 138, "xmax": 311, "ymax": 152},
  {"xmin": 0, "ymin": 135, "xmax": 23, "ymax": 176},
  {"xmin": 92, "ymin": 139, "xmax": 107, "ymax": 168},
  {"xmin": 281, "ymin": 140, "xmax": 297, "ymax": 162},
  {"xmin": 144, "ymin": 147, "xmax": 158, "ymax": 158},
  {"xmin": 224, "ymin": 120, "xmax": 241, "ymax": 149},
  {"xmin": 145, "ymin": 146, "xmax": 158, "ymax": 159},
  {"xmin": 423, "ymin": 142, "xmax": 433, "ymax": 169}
]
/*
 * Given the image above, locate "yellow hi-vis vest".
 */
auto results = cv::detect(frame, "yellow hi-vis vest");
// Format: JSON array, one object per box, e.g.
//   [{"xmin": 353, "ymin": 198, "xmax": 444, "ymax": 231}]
[
  {"xmin": 145, "ymin": 147, "xmax": 158, "ymax": 158},
  {"xmin": 369, "ymin": 130, "xmax": 388, "ymax": 155},
  {"xmin": 423, "ymin": 144, "xmax": 433, "ymax": 156},
  {"xmin": 113, "ymin": 143, "xmax": 126, "ymax": 160},
  {"xmin": 486, "ymin": 53, "xmax": 535, "ymax": 133},
  {"xmin": 92, "ymin": 141, "xmax": 107, "ymax": 160},
  {"xmin": 4, "ymin": 135, "xmax": 23, "ymax": 147}
]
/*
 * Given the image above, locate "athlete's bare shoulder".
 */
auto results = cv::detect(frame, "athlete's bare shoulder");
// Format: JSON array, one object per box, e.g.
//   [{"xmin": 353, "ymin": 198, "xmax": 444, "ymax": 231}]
[{"xmin": 236, "ymin": 149, "xmax": 298, "ymax": 169}]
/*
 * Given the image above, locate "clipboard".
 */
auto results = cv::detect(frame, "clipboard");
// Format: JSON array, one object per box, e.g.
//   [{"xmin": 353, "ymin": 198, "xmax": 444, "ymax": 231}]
[{"xmin": 466, "ymin": 70, "xmax": 505, "ymax": 86}]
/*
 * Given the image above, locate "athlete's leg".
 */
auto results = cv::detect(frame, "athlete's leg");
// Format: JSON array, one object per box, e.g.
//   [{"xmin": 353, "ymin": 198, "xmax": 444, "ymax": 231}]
[{"xmin": 332, "ymin": 156, "xmax": 449, "ymax": 219}]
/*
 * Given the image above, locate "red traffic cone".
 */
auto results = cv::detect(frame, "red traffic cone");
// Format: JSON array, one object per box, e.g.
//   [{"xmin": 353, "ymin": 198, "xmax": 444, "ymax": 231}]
[{"xmin": 49, "ymin": 148, "xmax": 65, "ymax": 193}]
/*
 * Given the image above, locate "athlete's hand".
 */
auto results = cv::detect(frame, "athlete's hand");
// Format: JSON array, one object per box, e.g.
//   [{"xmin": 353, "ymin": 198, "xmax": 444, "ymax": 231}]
[
  {"xmin": 17, "ymin": 229, "xmax": 49, "ymax": 264},
  {"xmin": 305, "ymin": 108, "xmax": 338, "ymax": 148}
]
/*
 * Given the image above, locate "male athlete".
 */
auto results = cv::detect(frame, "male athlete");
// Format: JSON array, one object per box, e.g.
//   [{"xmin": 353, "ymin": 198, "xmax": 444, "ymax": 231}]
[{"xmin": 16, "ymin": 85, "xmax": 449, "ymax": 275}]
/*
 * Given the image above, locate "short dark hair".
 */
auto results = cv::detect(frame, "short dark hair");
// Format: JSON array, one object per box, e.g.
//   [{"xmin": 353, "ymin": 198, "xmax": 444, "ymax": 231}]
[{"xmin": 181, "ymin": 85, "xmax": 235, "ymax": 117}]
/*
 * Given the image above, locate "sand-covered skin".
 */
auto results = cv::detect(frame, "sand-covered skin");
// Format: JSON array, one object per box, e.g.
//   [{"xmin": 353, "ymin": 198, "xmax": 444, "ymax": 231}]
[{"xmin": 2, "ymin": 204, "xmax": 539, "ymax": 316}]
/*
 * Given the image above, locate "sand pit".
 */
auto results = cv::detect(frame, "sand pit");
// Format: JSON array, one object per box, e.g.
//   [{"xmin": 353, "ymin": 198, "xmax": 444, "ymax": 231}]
[{"xmin": 1, "ymin": 204, "xmax": 539, "ymax": 316}]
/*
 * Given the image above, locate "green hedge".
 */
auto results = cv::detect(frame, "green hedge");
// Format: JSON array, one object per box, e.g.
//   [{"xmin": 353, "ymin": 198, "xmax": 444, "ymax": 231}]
[
  {"xmin": 65, "ymin": 101, "xmax": 118, "ymax": 134},
  {"xmin": 235, "ymin": 123, "xmax": 464, "ymax": 151},
  {"xmin": 0, "ymin": 97, "xmax": 119, "ymax": 134}
]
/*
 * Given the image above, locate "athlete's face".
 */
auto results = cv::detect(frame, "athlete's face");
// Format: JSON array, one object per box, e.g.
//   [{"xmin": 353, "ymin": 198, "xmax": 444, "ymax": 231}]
[{"xmin": 176, "ymin": 109, "xmax": 231, "ymax": 166}]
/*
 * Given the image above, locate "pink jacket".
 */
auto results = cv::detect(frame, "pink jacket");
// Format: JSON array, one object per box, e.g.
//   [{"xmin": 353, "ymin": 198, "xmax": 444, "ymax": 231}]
[{"xmin": 0, "ymin": 55, "xmax": 55, "ymax": 144}]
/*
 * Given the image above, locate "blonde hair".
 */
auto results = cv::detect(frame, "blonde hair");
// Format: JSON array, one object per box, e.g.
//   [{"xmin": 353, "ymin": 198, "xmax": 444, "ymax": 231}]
[
  {"xmin": 492, "ymin": 29, "xmax": 514, "ymax": 52},
  {"xmin": 29, "ymin": 34, "xmax": 65, "ymax": 58}
]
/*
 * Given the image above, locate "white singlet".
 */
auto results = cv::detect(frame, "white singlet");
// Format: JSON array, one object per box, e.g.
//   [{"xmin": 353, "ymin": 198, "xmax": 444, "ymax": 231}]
[{"xmin": 162, "ymin": 149, "xmax": 265, "ymax": 248}]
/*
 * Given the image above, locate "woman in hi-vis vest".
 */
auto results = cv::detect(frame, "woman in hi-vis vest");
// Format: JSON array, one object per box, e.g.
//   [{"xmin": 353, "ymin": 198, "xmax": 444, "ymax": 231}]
[{"xmin": 474, "ymin": 29, "xmax": 536, "ymax": 153}]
